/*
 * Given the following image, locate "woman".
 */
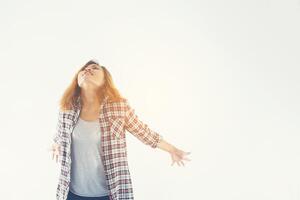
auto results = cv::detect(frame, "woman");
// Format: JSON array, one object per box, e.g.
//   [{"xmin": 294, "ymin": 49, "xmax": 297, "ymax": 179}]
[{"xmin": 50, "ymin": 59, "xmax": 192, "ymax": 200}]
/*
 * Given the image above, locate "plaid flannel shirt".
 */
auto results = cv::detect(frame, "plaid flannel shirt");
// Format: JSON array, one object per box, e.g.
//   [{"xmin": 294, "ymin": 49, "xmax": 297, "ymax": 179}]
[{"xmin": 53, "ymin": 96, "xmax": 163, "ymax": 200}]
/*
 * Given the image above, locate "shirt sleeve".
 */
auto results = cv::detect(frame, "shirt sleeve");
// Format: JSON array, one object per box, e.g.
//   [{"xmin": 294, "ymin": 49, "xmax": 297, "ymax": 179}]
[
  {"xmin": 123, "ymin": 98, "xmax": 163, "ymax": 148},
  {"xmin": 53, "ymin": 110, "xmax": 63, "ymax": 145}
]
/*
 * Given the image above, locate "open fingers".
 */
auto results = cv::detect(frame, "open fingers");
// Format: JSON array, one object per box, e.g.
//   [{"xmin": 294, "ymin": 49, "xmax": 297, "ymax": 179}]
[
  {"xmin": 51, "ymin": 146, "xmax": 60, "ymax": 164},
  {"xmin": 180, "ymin": 160, "xmax": 185, "ymax": 166},
  {"xmin": 170, "ymin": 150, "xmax": 191, "ymax": 167},
  {"xmin": 171, "ymin": 160, "xmax": 175, "ymax": 166},
  {"xmin": 176, "ymin": 160, "xmax": 183, "ymax": 167},
  {"xmin": 182, "ymin": 157, "xmax": 191, "ymax": 161},
  {"xmin": 171, "ymin": 157, "xmax": 182, "ymax": 167},
  {"xmin": 174, "ymin": 156, "xmax": 190, "ymax": 167}
]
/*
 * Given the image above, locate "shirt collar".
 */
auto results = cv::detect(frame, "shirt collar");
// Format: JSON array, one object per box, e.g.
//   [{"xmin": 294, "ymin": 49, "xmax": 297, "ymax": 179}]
[{"xmin": 74, "ymin": 95, "xmax": 109, "ymax": 111}]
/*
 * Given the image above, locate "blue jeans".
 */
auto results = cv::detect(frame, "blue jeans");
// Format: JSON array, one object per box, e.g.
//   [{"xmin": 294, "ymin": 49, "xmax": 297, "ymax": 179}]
[{"xmin": 67, "ymin": 190, "xmax": 110, "ymax": 200}]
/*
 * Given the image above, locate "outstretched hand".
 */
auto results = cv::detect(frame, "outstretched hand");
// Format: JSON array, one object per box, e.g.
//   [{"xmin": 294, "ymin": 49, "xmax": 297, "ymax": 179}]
[
  {"xmin": 169, "ymin": 147, "xmax": 191, "ymax": 167},
  {"xmin": 48, "ymin": 143, "xmax": 61, "ymax": 164}
]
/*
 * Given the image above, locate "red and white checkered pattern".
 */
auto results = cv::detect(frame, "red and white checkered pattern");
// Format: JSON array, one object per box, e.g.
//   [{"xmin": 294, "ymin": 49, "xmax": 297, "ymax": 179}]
[{"xmin": 53, "ymin": 96, "xmax": 163, "ymax": 200}]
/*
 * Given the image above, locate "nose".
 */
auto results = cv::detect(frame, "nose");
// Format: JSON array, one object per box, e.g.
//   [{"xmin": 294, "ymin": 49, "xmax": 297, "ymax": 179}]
[{"xmin": 84, "ymin": 68, "xmax": 94, "ymax": 74}]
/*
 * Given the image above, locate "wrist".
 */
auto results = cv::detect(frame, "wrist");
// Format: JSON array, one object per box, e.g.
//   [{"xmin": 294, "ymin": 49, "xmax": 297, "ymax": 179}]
[{"xmin": 167, "ymin": 145, "xmax": 176, "ymax": 153}]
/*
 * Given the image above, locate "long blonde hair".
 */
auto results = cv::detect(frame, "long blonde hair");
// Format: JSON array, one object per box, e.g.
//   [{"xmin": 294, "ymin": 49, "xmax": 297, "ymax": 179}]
[{"xmin": 58, "ymin": 59, "xmax": 124, "ymax": 111}]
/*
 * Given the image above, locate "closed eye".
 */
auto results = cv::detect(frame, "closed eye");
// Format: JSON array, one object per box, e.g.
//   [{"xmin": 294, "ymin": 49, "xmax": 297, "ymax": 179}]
[{"xmin": 82, "ymin": 66, "xmax": 100, "ymax": 72}]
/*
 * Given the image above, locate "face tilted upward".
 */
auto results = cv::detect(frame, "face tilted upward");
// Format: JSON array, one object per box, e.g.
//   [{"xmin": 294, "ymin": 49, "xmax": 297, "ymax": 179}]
[{"xmin": 77, "ymin": 64, "xmax": 105, "ymax": 88}]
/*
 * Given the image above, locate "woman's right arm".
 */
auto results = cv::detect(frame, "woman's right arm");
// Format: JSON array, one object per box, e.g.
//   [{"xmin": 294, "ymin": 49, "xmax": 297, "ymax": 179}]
[
  {"xmin": 53, "ymin": 110, "xmax": 63, "ymax": 145},
  {"xmin": 51, "ymin": 110, "xmax": 63, "ymax": 163}
]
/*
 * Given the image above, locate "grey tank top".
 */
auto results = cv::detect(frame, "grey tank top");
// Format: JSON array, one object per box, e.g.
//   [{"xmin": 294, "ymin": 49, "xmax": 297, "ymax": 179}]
[{"xmin": 69, "ymin": 117, "xmax": 110, "ymax": 197}]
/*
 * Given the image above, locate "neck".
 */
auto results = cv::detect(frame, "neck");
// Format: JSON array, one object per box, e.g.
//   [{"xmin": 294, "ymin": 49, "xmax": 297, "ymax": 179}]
[{"xmin": 80, "ymin": 87, "xmax": 100, "ymax": 108}]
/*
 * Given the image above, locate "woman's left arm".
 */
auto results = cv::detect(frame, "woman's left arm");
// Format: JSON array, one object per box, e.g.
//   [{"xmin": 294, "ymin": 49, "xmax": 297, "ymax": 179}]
[
  {"xmin": 123, "ymin": 98, "xmax": 164, "ymax": 149},
  {"xmin": 124, "ymin": 99, "xmax": 192, "ymax": 166}
]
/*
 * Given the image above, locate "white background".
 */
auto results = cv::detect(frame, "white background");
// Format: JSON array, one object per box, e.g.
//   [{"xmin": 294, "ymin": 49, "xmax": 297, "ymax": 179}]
[{"xmin": 0, "ymin": 0, "xmax": 299, "ymax": 199}]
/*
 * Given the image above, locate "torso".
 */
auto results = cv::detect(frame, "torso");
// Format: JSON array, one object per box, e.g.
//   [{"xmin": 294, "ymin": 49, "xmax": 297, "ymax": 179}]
[{"xmin": 56, "ymin": 97, "xmax": 136, "ymax": 200}]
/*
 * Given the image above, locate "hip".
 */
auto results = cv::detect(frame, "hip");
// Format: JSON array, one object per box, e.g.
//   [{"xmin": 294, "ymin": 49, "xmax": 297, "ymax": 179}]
[{"xmin": 67, "ymin": 190, "xmax": 110, "ymax": 200}]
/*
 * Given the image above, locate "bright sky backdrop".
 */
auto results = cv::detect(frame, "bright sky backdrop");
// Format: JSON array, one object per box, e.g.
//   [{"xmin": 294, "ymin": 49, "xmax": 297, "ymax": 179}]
[{"xmin": 0, "ymin": 1, "xmax": 299, "ymax": 200}]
